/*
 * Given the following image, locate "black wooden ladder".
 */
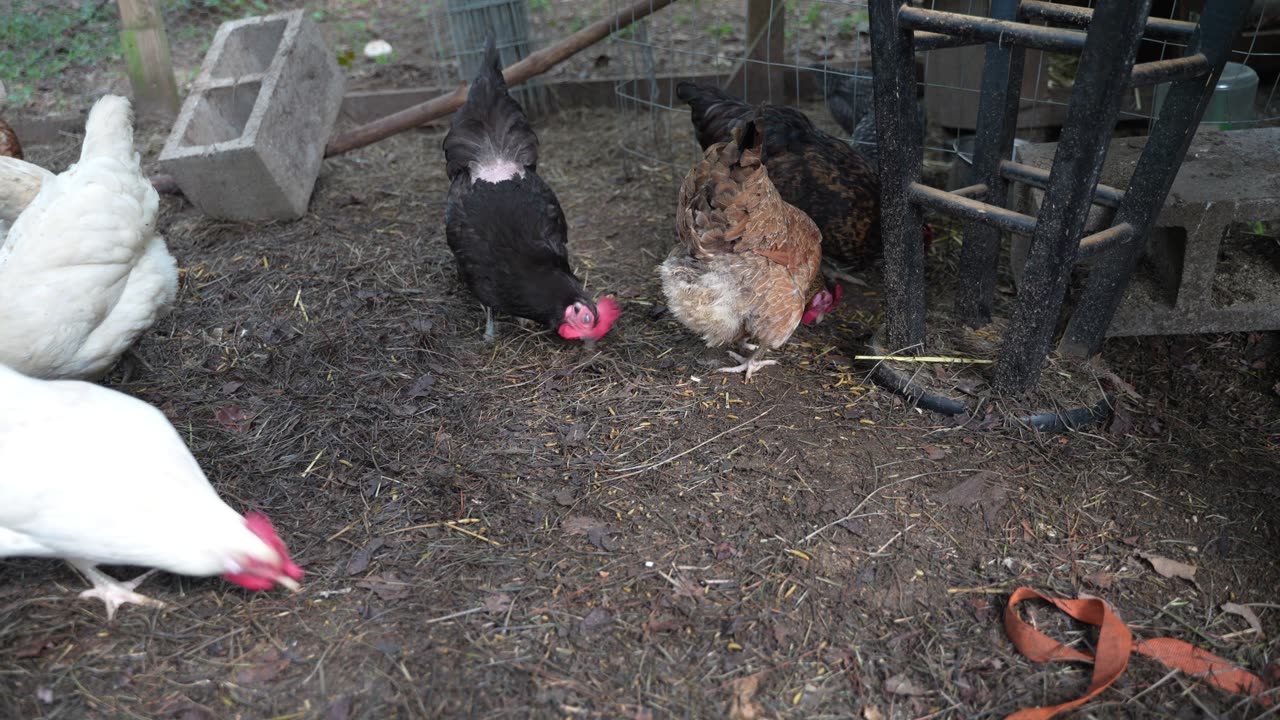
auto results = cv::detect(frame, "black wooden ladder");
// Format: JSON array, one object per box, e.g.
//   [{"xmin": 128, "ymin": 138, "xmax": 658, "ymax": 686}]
[{"xmin": 867, "ymin": 0, "xmax": 1254, "ymax": 394}]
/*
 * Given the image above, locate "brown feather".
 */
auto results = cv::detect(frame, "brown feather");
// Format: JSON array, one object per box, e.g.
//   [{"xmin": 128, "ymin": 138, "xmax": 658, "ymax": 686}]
[
  {"xmin": 676, "ymin": 82, "xmax": 880, "ymax": 269},
  {"xmin": 660, "ymin": 118, "xmax": 823, "ymax": 352},
  {"xmin": 0, "ymin": 119, "xmax": 23, "ymax": 160}
]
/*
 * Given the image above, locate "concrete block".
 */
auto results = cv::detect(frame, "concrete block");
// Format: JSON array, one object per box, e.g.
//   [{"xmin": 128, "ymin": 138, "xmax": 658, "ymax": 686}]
[
  {"xmin": 1011, "ymin": 128, "xmax": 1280, "ymax": 337},
  {"xmin": 158, "ymin": 10, "xmax": 345, "ymax": 220}
]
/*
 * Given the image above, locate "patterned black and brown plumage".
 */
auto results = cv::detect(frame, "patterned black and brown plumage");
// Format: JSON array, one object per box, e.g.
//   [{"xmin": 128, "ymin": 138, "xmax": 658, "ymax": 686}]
[
  {"xmin": 675, "ymin": 81, "xmax": 880, "ymax": 270},
  {"xmin": 660, "ymin": 118, "xmax": 823, "ymax": 381},
  {"xmin": 0, "ymin": 118, "xmax": 22, "ymax": 160}
]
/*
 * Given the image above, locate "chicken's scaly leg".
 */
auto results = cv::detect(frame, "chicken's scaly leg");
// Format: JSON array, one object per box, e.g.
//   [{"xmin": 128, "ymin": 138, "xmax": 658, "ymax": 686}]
[
  {"xmin": 67, "ymin": 560, "xmax": 167, "ymax": 621},
  {"xmin": 717, "ymin": 345, "xmax": 778, "ymax": 382},
  {"xmin": 482, "ymin": 305, "xmax": 495, "ymax": 343}
]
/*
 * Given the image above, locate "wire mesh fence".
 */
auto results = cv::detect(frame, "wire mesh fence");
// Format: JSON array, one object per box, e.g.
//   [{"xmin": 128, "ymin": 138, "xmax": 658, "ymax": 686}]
[
  {"xmin": 608, "ymin": 0, "xmax": 1280, "ymax": 188},
  {"xmin": 0, "ymin": 0, "xmax": 620, "ymax": 118},
  {"xmin": 0, "ymin": 0, "xmax": 1277, "ymax": 161}
]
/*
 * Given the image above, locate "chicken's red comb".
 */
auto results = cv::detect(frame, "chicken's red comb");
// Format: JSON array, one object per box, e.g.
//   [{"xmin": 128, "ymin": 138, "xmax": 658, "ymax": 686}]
[
  {"xmin": 244, "ymin": 512, "xmax": 304, "ymax": 581},
  {"xmin": 588, "ymin": 296, "xmax": 621, "ymax": 340}
]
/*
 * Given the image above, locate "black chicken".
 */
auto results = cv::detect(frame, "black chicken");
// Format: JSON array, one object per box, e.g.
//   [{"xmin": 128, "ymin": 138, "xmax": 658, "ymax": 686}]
[
  {"xmin": 676, "ymin": 81, "xmax": 881, "ymax": 270},
  {"xmin": 442, "ymin": 37, "xmax": 619, "ymax": 344},
  {"xmin": 820, "ymin": 67, "xmax": 927, "ymax": 170}
]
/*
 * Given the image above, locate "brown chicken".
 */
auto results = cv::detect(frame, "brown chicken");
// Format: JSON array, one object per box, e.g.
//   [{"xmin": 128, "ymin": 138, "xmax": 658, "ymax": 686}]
[
  {"xmin": 676, "ymin": 82, "xmax": 879, "ymax": 270},
  {"xmin": 0, "ymin": 118, "xmax": 22, "ymax": 160},
  {"xmin": 660, "ymin": 118, "xmax": 823, "ymax": 381}
]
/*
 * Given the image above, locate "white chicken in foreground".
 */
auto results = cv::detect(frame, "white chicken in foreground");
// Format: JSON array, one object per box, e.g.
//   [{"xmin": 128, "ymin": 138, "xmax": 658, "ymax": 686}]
[
  {"xmin": 0, "ymin": 94, "xmax": 178, "ymax": 380},
  {"xmin": 0, "ymin": 363, "xmax": 304, "ymax": 619}
]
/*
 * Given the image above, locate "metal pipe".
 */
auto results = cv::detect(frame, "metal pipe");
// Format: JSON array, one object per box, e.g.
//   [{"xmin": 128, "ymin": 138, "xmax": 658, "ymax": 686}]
[
  {"xmin": 998, "ymin": 160, "xmax": 1126, "ymax": 208},
  {"xmin": 1021, "ymin": 1, "xmax": 1197, "ymax": 42},
  {"xmin": 993, "ymin": 0, "xmax": 1154, "ymax": 393},
  {"xmin": 871, "ymin": 0, "xmax": 929, "ymax": 350},
  {"xmin": 956, "ymin": 0, "xmax": 1026, "ymax": 328},
  {"xmin": 1062, "ymin": 0, "xmax": 1258, "ymax": 358},
  {"xmin": 908, "ymin": 183, "xmax": 1039, "ymax": 236},
  {"xmin": 951, "ymin": 183, "xmax": 988, "ymax": 199},
  {"xmin": 898, "ymin": 6, "xmax": 1088, "ymax": 54},
  {"xmin": 1076, "ymin": 223, "xmax": 1134, "ymax": 260},
  {"xmin": 913, "ymin": 31, "xmax": 983, "ymax": 51},
  {"xmin": 1130, "ymin": 53, "xmax": 1211, "ymax": 86}
]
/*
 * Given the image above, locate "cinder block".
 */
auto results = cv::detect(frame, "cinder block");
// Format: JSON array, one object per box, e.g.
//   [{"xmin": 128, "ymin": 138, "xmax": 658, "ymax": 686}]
[
  {"xmin": 158, "ymin": 10, "xmax": 345, "ymax": 220},
  {"xmin": 1011, "ymin": 128, "xmax": 1280, "ymax": 337}
]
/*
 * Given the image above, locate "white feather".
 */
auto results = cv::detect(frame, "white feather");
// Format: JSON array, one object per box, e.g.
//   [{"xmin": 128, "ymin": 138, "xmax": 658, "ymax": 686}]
[
  {"xmin": 0, "ymin": 363, "xmax": 278, "ymax": 576},
  {"xmin": 0, "ymin": 95, "xmax": 178, "ymax": 380}
]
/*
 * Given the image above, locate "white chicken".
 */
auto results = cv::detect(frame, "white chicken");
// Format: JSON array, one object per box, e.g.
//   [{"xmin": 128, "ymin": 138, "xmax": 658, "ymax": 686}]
[
  {"xmin": 0, "ymin": 363, "xmax": 304, "ymax": 619},
  {"xmin": 0, "ymin": 94, "xmax": 178, "ymax": 380},
  {"xmin": 0, "ymin": 155, "xmax": 51, "ymax": 237}
]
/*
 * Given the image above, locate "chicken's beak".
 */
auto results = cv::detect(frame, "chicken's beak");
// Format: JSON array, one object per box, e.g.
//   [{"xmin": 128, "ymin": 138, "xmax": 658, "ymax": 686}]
[{"xmin": 278, "ymin": 576, "xmax": 301, "ymax": 592}]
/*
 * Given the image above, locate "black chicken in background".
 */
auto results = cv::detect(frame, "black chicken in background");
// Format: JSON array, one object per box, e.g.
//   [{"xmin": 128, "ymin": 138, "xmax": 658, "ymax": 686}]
[
  {"xmin": 676, "ymin": 81, "xmax": 882, "ymax": 272},
  {"xmin": 818, "ymin": 66, "xmax": 927, "ymax": 170}
]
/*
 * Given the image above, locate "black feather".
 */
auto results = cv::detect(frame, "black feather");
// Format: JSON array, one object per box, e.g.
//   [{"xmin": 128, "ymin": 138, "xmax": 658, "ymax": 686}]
[
  {"xmin": 443, "ymin": 35, "xmax": 540, "ymax": 181},
  {"xmin": 441, "ymin": 35, "xmax": 590, "ymax": 331}
]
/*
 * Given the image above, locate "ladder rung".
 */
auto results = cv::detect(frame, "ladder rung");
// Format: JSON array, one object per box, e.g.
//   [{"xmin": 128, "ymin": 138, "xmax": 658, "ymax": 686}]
[
  {"xmin": 908, "ymin": 183, "xmax": 1038, "ymax": 236},
  {"xmin": 914, "ymin": 31, "xmax": 983, "ymax": 52},
  {"xmin": 952, "ymin": 182, "xmax": 988, "ymax": 199},
  {"xmin": 1077, "ymin": 223, "xmax": 1135, "ymax": 260},
  {"xmin": 899, "ymin": 6, "xmax": 1088, "ymax": 55},
  {"xmin": 1131, "ymin": 53, "xmax": 1212, "ymax": 87},
  {"xmin": 999, "ymin": 161, "xmax": 1126, "ymax": 209},
  {"xmin": 1020, "ymin": 1, "xmax": 1198, "ymax": 42}
]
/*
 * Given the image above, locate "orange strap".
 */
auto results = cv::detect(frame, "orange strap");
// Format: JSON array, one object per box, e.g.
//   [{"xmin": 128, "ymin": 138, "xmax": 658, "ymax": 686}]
[{"xmin": 1004, "ymin": 587, "xmax": 1274, "ymax": 720}]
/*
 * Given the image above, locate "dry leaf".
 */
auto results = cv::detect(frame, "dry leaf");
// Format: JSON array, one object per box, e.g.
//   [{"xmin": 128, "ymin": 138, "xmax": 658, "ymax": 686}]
[
  {"xmin": 562, "ymin": 516, "xmax": 607, "ymax": 535},
  {"xmin": 728, "ymin": 675, "xmax": 761, "ymax": 720},
  {"xmin": 863, "ymin": 706, "xmax": 885, "ymax": 720},
  {"xmin": 1138, "ymin": 551, "xmax": 1197, "ymax": 582},
  {"xmin": 1221, "ymin": 602, "xmax": 1264, "ymax": 637},
  {"xmin": 922, "ymin": 444, "xmax": 946, "ymax": 460},
  {"xmin": 937, "ymin": 472, "xmax": 1007, "ymax": 508},
  {"xmin": 1083, "ymin": 571, "xmax": 1115, "ymax": 590},
  {"xmin": 356, "ymin": 571, "xmax": 409, "ymax": 601},
  {"xmin": 322, "ymin": 695, "xmax": 354, "ymax": 720},
  {"xmin": 1098, "ymin": 368, "xmax": 1142, "ymax": 400},
  {"xmin": 233, "ymin": 648, "xmax": 290, "ymax": 686},
  {"xmin": 345, "ymin": 537, "xmax": 385, "ymax": 576},
  {"xmin": 884, "ymin": 673, "xmax": 929, "ymax": 696},
  {"xmin": 214, "ymin": 405, "xmax": 250, "ymax": 432},
  {"xmin": 483, "ymin": 592, "xmax": 513, "ymax": 614}
]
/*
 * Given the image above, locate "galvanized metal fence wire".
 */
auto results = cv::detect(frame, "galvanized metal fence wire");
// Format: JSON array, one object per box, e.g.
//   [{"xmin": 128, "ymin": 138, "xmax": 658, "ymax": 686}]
[
  {"xmin": 606, "ymin": 0, "xmax": 1280, "ymax": 186},
  {"xmin": 0, "ymin": 0, "xmax": 572, "ymax": 117},
  {"xmin": 1, "ymin": 1, "xmax": 1276, "ymax": 155}
]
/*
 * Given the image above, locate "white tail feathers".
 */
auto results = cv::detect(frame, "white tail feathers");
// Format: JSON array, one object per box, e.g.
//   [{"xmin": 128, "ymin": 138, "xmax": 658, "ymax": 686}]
[{"xmin": 79, "ymin": 95, "xmax": 137, "ymax": 166}]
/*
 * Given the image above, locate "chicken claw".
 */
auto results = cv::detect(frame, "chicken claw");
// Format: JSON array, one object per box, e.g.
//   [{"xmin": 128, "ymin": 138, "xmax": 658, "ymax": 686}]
[
  {"xmin": 69, "ymin": 561, "xmax": 167, "ymax": 621},
  {"xmin": 718, "ymin": 349, "xmax": 778, "ymax": 382}
]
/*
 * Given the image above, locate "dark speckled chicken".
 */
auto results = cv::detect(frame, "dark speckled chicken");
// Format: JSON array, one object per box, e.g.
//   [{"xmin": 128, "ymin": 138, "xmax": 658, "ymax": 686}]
[{"xmin": 676, "ymin": 81, "xmax": 880, "ymax": 270}]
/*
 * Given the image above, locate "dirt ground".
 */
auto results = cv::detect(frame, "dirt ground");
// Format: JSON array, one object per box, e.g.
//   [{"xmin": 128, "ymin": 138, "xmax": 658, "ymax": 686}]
[{"xmin": 1, "ymin": 107, "xmax": 1278, "ymax": 719}]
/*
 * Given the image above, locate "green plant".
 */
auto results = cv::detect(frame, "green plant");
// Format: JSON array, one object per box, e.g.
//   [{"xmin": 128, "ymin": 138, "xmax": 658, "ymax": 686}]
[
  {"xmin": 0, "ymin": 0, "xmax": 120, "ymax": 107},
  {"xmin": 802, "ymin": 6, "xmax": 821, "ymax": 27},
  {"xmin": 529, "ymin": 0, "xmax": 550, "ymax": 11},
  {"xmin": 709, "ymin": 21, "xmax": 733, "ymax": 40}
]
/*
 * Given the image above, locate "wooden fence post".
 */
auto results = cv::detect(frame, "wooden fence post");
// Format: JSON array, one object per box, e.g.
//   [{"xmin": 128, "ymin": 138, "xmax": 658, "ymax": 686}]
[
  {"xmin": 729, "ymin": 0, "xmax": 787, "ymax": 104},
  {"xmin": 117, "ymin": 0, "xmax": 180, "ymax": 121}
]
